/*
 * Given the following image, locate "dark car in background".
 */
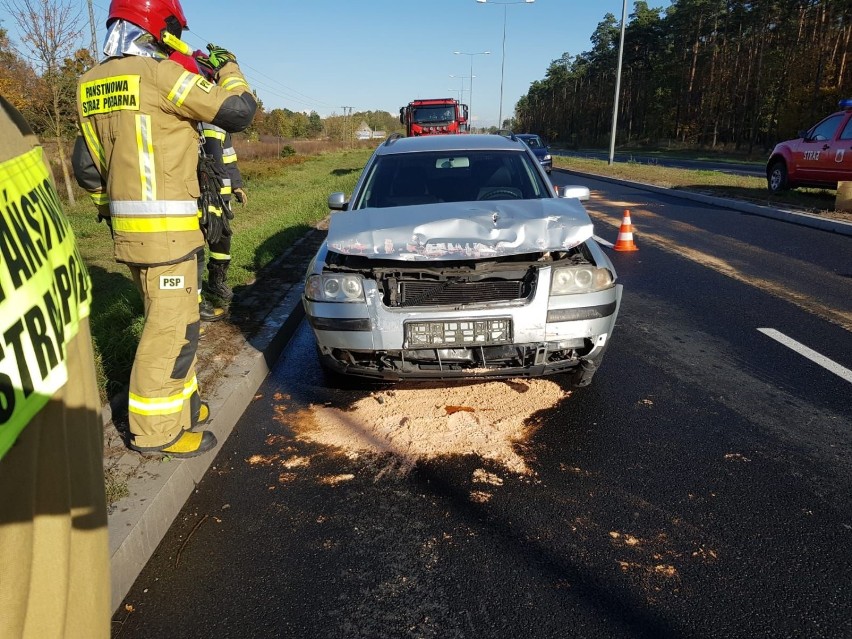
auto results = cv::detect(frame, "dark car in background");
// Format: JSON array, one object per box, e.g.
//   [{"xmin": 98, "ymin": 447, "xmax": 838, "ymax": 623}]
[
  {"xmin": 302, "ymin": 133, "xmax": 622, "ymax": 386},
  {"xmin": 516, "ymin": 133, "xmax": 552, "ymax": 174},
  {"xmin": 766, "ymin": 98, "xmax": 852, "ymax": 193}
]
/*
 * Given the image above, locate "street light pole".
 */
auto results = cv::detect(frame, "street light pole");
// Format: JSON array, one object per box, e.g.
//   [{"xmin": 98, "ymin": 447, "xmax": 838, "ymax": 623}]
[
  {"xmin": 608, "ymin": 0, "xmax": 628, "ymax": 165},
  {"xmin": 454, "ymin": 50, "xmax": 490, "ymax": 131},
  {"xmin": 477, "ymin": 0, "xmax": 534, "ymax": 129},
  {"xmin": 449, "ymin": 74, "xmax": 475, "ymax": 106}
]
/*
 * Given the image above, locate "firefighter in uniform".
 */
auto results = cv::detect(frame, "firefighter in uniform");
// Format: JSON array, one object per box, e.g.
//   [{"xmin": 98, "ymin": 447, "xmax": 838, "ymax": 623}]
[
  {"xmin": 170, "ymin": 48, "xmax": 245, "ymax": 307},
  {"xmin": 201, "ymin": 123, "xmax": 246, "ymax": 302},
  {"xmin": 168, "ymin": 50, "xmax": 233, "ymax": 320},
  {"xmin": 73, "ymin": 0, "xmax": 256, "ymax": 457},
  {"xmin": 0, "ymin": 97, "xmax": 110, "ymax": 637}
]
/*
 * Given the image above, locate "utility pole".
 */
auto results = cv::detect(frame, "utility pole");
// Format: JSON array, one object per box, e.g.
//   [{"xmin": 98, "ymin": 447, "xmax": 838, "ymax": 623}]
[
  {"xmin": 608, "ymin": 0, "xmax": 627, "ymax": 165},
  {"xmin": 341, "ymin": 105, "xmax": 353, "ymax": 145},
  {"xmin": 87, "ymin": 0, "xmax": 98, "ymax": 61}
]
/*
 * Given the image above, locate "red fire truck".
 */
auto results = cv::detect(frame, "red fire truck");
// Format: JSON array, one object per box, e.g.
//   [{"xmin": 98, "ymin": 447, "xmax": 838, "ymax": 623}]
[{"xmin": 399, "ymin": 98, "xmax": 469, "ymax": 136}]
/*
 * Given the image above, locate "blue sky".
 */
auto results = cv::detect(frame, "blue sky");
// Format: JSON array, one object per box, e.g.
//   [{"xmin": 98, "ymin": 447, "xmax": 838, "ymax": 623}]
[{"xmin": 2, "ymin": 0, "xmax": 668, "ymax": 128}]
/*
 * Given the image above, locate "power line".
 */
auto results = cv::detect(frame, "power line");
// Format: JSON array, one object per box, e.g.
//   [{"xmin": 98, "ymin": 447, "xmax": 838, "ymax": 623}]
[
  {"xmin": 183, "ymin": 29, "xmax": 337, "ymax": 111},
  {"xmin": 86, "ymin": 1, "xmax": 337, "ymax": 112}
]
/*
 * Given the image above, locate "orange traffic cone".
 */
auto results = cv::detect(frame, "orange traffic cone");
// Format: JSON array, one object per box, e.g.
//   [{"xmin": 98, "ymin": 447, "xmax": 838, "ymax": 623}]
[{"xmin": 613, "ymin": 209, "xmax": 639, "ymax": 251}]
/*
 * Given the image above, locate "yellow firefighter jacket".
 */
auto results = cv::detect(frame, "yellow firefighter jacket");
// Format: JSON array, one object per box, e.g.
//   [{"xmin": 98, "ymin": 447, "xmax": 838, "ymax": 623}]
[{"xmin": 75, "ymin": 56, "xmax": 254, "ymax": 265}]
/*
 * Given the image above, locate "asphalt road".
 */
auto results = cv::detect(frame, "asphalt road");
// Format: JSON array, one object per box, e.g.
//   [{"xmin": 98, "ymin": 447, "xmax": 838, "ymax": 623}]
[
  {"xmin": 551, "ymin": 150, "xmax": 766, "ymax": 178},
  {"xmin": 113, "ymin": 179, "xmax": 851, "ymax": 639}
]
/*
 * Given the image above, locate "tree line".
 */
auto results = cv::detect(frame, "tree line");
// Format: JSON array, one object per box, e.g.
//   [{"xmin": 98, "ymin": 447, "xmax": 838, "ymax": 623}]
[{"xmin": 514, "ymin": 0, "xmax": 851, "ymax": 154}]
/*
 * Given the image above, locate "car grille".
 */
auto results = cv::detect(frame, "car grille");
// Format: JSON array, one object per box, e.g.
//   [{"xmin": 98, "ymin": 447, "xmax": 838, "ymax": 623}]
[{"xmin": 396, "ymin": 280, "xmax": 527, "ymax": 307}]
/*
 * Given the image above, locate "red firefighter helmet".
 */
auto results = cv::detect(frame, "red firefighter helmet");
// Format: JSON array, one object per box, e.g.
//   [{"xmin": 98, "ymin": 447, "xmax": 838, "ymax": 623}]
[{"xmin": 107, "ymin": 0, "xmax": 188, "ymax": 40}]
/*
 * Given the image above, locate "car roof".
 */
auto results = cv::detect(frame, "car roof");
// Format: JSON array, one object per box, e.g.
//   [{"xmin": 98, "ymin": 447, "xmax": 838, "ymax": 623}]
[
  {"xmin": 515, "ymin": 133, "xmax": 540, "ymax": 139},
  {"xmin": 376, "ymin": 133, "xmax": 528, "ymax": 156}
]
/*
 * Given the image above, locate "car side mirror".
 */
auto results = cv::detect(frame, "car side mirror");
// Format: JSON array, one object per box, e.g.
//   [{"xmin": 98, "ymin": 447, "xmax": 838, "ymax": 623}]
[
  {"xmin": 798, "ymin": 129, "xmax": 809, "ymax": 140},
  {"xmin": 558, "ymin": 185, "xmax": 590, "ymax": 202},
  {"xmin": 328, "ymin": 192, "xmax": 348, "ymax": 210}
]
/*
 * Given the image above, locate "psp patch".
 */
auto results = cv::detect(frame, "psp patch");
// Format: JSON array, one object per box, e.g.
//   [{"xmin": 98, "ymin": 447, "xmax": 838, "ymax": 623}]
[{"xmin": 159, "ymin": 275, "xmax": 185, "ymax": 290}]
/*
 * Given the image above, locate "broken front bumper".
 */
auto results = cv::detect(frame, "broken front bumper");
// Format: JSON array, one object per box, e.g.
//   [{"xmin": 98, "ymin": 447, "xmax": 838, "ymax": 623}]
[{"xmin": 303, "ymin": 272, "xmax": 622, "ymax": 381}]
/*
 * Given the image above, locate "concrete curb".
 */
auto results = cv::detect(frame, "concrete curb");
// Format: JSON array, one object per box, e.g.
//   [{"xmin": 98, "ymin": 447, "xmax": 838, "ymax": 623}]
[
  {"xmin": 556, "ymin": 168, "xmax": 852, "ymax": 237},
  {"xmin": 107, "ymin": 263, "xmax": 307, "ymax": 611}
]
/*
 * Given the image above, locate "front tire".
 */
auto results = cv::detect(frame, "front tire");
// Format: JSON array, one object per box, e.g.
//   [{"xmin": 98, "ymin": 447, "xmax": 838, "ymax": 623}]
[{"xmin": 767, "ymin": 160, "xmax": 789, "ymax": 193}]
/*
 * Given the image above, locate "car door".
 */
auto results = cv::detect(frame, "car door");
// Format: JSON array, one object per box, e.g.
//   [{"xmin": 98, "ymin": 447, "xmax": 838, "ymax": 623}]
[
  {"xmin": 833, "ymin": 113, "xmax": 852, "ymax": 183},
  {"xmin": 797, "ymin": 113, "xmax": 845, "ymax": 182}
]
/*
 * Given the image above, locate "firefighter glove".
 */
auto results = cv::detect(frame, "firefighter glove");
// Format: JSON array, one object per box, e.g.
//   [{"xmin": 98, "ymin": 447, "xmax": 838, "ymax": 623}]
[
  {"xmin": 206, "ymin": 43, "xmax": 237, "ymax": 70},
  {"xmin": 233, "ymin": 187, "xmax": 248, "ymax": 206},
  {"xmin": 192, "ymin": 52, "xmax": 215, "ymax": 80},
  {"xmin": 202, "ymin": 204, "xmax": 232, "ymax": 245}
]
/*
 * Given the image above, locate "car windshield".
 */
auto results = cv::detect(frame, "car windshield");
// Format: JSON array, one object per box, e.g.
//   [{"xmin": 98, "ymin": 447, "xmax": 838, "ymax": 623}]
[
  {"xmin": 412, "ymin": 105, "xmax": 455, "ymax": 123},
  {"xmin": 521, "ymin": 136, "xmax": 544, "ymax": 149},
  {"xmin": 352, "ymin": 150, "xmax": 552, "ymax": 209}
]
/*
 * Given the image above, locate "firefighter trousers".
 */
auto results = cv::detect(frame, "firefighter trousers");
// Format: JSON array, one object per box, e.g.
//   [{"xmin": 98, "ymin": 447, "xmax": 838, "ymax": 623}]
[
  {"xmin": 208, "ymin": 231, "xmax": 232, "ymax": 264},
  {"xmin": 128, "ymin": 257, "xmax": 201, "ymax": 449}
]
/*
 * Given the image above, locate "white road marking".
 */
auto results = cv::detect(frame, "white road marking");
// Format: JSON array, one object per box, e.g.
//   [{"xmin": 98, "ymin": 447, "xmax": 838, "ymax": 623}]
[
  {"xmin": 758, "ymin": 328, "xmax": 852, "ymax": 384},
  {"xmin": 594, "ymin": 235, "xmax": 614, "ymax": 248}
]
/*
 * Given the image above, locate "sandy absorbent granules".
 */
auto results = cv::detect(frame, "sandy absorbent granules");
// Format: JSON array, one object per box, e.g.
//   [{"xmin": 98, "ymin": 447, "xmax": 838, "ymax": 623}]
[{"xmin": 291, "ymin": 379, "xmax": 571, "ymax": 475}]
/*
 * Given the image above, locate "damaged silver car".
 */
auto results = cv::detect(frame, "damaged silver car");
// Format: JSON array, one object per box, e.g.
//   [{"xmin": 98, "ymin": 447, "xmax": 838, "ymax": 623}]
[{"xmin": 302, "ymin": 133, "xmax": 622, "ymax": 385}]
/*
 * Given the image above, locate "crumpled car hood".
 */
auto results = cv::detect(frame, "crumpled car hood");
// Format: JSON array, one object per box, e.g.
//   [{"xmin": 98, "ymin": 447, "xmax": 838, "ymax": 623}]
[{"xmin": 326, "ymin": 199, "xmax": 594, "ymax": 261}]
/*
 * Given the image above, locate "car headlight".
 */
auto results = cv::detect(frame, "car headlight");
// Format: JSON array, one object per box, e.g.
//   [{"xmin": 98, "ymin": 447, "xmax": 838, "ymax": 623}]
[
  {"xmin": 543, "ymin": 154, "xmax": 552, "ymax": 161},
  {"xmin": 305, "ymin": 274, "xmax": 365, "ymax": 302},
  {"xmin": 550, "ymin": 266, "xmax": 613, "ymax": 295}
]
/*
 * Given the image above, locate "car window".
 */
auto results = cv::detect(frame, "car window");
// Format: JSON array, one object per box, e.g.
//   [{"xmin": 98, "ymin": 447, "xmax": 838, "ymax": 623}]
[
  {"xmin": 839, "ymin": 116, "xmax": 852, "ymax": 141},
  {"xmin": 808, "ymin": 114, "xmax": 844, "ymax": 141},
  {"xmin": 352, "ymin": 150, "xmax": 550, "ymax": 209},
  {"xmin": 523, "ymin": 136, "xmax": 543, "ymax": 149}
]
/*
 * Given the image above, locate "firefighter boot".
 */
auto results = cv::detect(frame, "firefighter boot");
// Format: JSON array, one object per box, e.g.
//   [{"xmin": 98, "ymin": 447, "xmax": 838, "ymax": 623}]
[
  {"xmin": 200, "ymin": 298, "xmax": 228, "ymax": 322},
  {"xmin": 132, "ymin": 430, "xmax": 218, "ymax": 458},
  {"xmin": 190, "ymin": 401, "xmax": 211, "ymax": 430},
  {"xmin": 207, "ymin": 261, "xmax": 233, "ymax": 302}
]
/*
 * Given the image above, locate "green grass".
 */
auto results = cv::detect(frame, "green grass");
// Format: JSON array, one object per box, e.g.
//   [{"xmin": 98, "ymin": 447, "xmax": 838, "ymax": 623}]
[
  {"xmin": 586, "ymin": 146, "xmax": 767, "ymax": 165},
  {"xmin": 64, "ymin": 148, "xmax": 373, "ymax": 402},
  {"xmin": 552, "ymin": 155, "xmax": 845, "ymax": 216}
]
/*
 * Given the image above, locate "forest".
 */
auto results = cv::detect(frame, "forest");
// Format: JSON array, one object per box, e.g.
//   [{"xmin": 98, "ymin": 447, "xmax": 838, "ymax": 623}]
[{"xmin": 514, "ymin": 0, "xmax": 851, "ymax": 154}]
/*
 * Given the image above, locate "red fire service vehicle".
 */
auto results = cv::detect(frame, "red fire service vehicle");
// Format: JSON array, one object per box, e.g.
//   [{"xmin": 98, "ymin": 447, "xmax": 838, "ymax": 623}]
[
  {"xmin": 767, "ymin": 98, "xmax": 852, "ymax": 192},
  {"xmin": 400, "ymin": 98, "xmax": 469, "ymax": 136}
]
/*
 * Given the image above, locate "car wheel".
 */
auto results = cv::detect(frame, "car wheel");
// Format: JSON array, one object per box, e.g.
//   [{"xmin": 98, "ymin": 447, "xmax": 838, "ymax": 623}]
[{"xmin": 767, "ymin": 160, "xmax": 789, "ymax": 193}]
